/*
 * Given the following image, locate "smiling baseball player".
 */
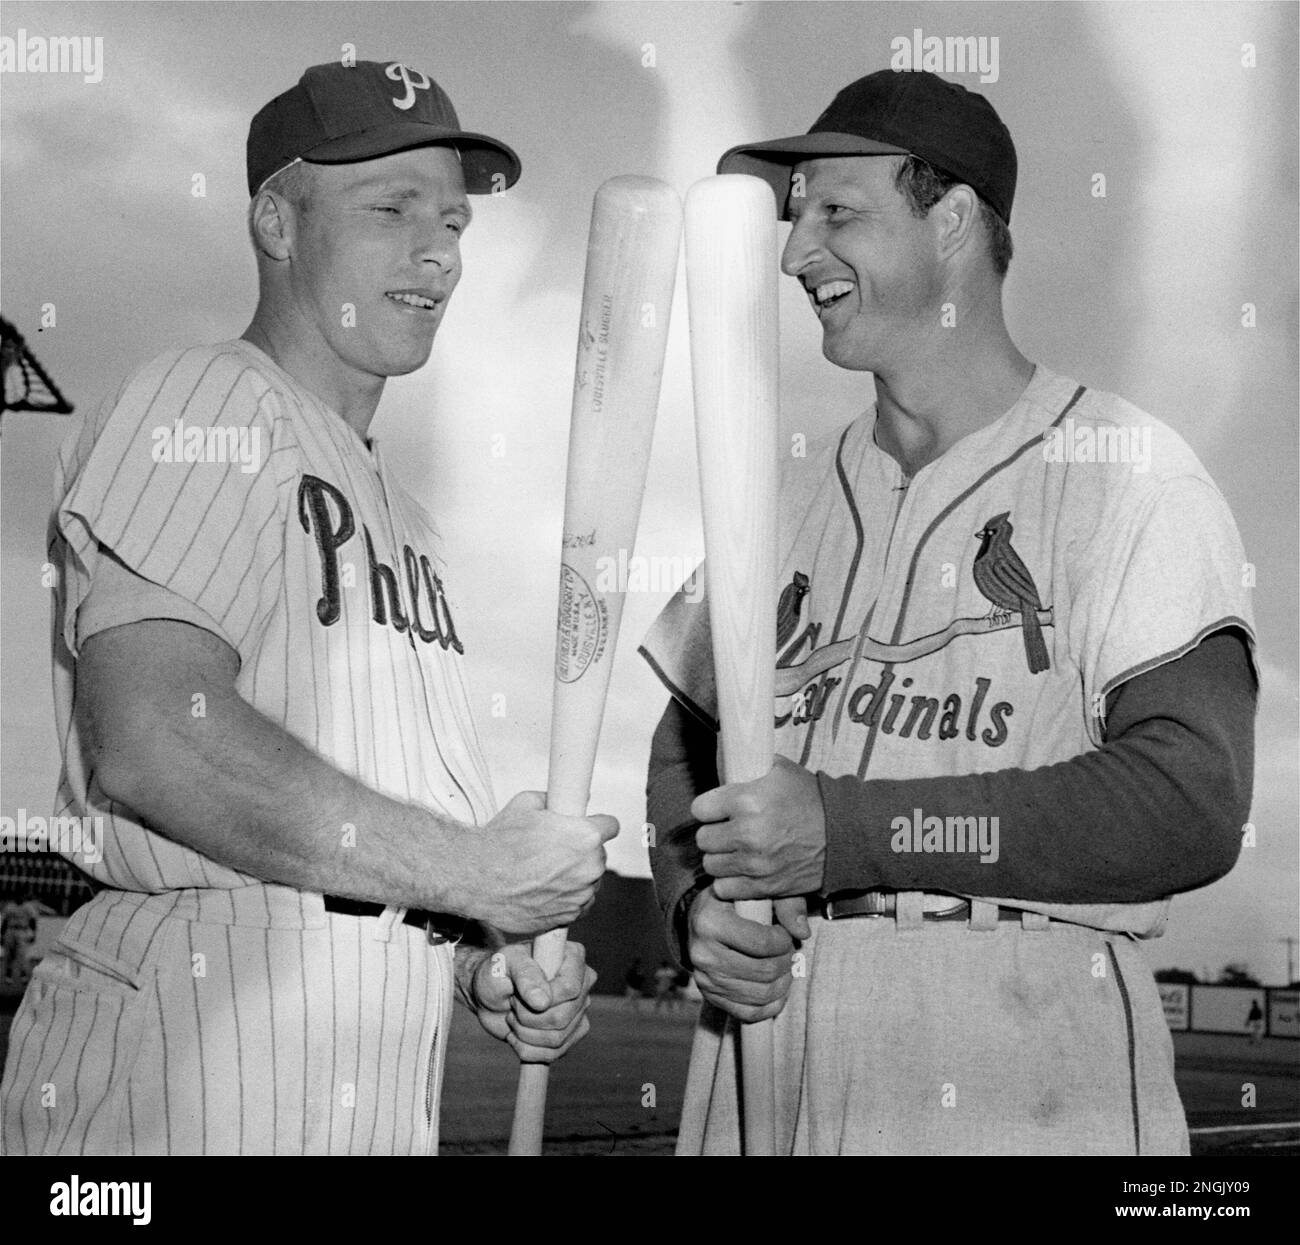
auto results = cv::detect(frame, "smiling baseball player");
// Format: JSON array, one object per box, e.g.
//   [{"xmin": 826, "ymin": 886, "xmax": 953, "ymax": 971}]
[
  {"xmin": 642, "ymin": 70, "xmax": 1258, "ymax": 1155},
  {"xmin": 0, "ymin": 60, "xmax": 617, "ymax": 1156}
]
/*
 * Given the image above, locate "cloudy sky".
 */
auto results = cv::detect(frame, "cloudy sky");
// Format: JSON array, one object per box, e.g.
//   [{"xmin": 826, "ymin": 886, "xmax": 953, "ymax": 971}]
[{"xmin": 2, "ymin": 1, "xmax": 1296, "ymax": 983}]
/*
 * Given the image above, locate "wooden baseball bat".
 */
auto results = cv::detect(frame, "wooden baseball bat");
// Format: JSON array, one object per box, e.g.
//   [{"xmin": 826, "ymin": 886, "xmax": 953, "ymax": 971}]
[
  {"xmin": 507, "ymin": 175, "xmax": 682, "ymax": 1156},
  {"xmin": 684, "ymin": 174, "xmax": 780, "ymax": 1156}
]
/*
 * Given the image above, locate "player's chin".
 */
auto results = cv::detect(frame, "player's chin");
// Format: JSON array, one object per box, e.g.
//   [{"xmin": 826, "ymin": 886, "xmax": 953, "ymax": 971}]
[
  {"xmin": 820, "ymin": 330, "xmax": 876, "ymax": 373},
  {"xmin": 370, "ymin": 336, "xmax": 439, "ymax": 377}
]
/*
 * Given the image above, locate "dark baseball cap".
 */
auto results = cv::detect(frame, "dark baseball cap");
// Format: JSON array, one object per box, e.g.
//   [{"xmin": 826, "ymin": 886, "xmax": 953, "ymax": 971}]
[
  {"xmin": 718, "ymin": 70, "xmax": 1016, "ymax": 223},
  {"xmin": 247, "ymin": 60, "xmax": 521, "ymax": 196}
]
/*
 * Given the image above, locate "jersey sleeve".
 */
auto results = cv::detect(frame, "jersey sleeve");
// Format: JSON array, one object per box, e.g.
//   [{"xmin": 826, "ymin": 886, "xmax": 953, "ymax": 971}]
[
  {"xmin": 1068, "ymin": 472, "xmax": 1257, "ymax": 738},
  {"xmin": 637, "ymin": 416, "xmax": 862, "ymax": 731},
  {"xmin": 76, "ymin": 544, "xmax": 226, "ymax": 646},
  {"xmin": 55, "ymin": 348, "xmax": 292, "ymax": 666},
  {"xmin": 637, "ymin": 565, "xmax": 719, "ymax": 730}
]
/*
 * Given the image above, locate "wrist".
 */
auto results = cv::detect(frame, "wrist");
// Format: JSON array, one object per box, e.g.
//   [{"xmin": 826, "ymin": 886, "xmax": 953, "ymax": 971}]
[
  {"xmin": 453, "ymin": 944, "xmax": 492, "ymax": 1009},
  {"xmin": 418, "ymin": 812, "xmax": 482, "ymax": 919},
  {"xmin": 673, "ymin": 876, "xmax": 711, "ymax": 970},
  {"xmin": 815, "ymin": 770, "xmax": 880, "ymax": 896}
]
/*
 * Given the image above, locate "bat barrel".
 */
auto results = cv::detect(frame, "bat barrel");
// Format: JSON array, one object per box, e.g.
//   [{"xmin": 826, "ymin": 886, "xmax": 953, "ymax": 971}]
[
  {"xmin": 684, "ymin": 174, "xmax": 781, "ymax": 1155},
  {"xmin": 684, "ymin": 174, "xmax": 780, "ymax": 787},
  {"xmin": 508, "ymin": 175, "xmax": 682, "ymax": 1157}
]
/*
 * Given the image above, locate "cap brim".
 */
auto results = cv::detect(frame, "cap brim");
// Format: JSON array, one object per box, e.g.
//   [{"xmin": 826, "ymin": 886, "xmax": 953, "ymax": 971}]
[
  {"xmin": 302, "ymin": 122, "xmax": 521, "ymax": 194},
  {"xmin": 718, "ymin": 132, "xmax": 908, "ymax": 219}
]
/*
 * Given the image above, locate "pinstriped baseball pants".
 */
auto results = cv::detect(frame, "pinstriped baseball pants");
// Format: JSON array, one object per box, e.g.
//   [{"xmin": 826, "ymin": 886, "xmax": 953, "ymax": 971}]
[{"xmin": 0, "ymin": 885, "xmax": 454, "ymax": 1155}]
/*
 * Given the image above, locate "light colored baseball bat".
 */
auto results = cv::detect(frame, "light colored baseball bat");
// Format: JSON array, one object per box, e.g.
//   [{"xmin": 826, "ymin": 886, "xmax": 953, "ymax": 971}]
[
  {"xmin": 684, "ymin": 174, "xmax": 780, "ymax": 1156},
  {"xmin": 508, "ymin": 175, "xmax": 682, "ymax": 1157}
]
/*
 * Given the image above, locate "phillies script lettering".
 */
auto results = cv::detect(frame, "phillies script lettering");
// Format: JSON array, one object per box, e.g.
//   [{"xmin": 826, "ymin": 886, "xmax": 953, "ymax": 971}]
[{"xmin": 298, "ymin": 474, "xmax": 462, "ymax": 652}]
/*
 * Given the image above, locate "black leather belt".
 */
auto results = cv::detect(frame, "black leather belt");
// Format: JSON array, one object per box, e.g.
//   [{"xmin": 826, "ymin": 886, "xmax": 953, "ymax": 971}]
[
  {"xmin": 815, "ymin": 890, "xmax": 1022, "ymax": 922},
  {"xmin": 322, "ymin": 895, "xmax": 465, "ymax": 944}
]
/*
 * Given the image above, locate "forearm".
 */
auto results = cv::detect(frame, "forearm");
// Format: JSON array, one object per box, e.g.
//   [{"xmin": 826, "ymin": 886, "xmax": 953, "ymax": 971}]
[
  {"xmin": 647, "ymin": 778, "xmax": 706, "ymax": 920},
  {"xmin": 819, "ymin": 630, "xmax": 1255, "ymax": 904},
  {"xmin": 646, "ymin": 697, "xmax": 718, "ymax": 964},
  {"xmin": 91, "ymin": 651, "xmax": 472, "ymax": 913},
  {"xmin": 819, "ymin": 732, "xmax": 1242, "ymax": 902}
]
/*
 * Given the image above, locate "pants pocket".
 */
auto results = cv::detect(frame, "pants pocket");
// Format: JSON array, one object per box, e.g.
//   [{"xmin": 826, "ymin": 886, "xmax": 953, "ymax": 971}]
[
  {"xmin": 1, "ymin": 923, "xmax": 176, "ymax": 1155},
  {"xmin": 35, "ymin": 934, "xmax": 145, "ymax": 994}
]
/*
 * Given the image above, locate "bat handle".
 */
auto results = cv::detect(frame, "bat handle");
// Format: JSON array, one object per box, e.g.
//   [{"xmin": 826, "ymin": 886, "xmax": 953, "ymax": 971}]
[
  {"xmin": 506, "ymin": 927, "xmax": 569, "ymax": 1155},
  {"xmin": 735, "ymin": 898, "xmax": 777, "ymax": 1155}
]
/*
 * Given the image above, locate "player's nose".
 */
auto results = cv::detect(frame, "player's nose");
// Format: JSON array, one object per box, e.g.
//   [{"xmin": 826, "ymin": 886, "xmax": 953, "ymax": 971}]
[
  {"xmin": 781, "ymin": 217, "xmax": 822, "ymax": 279},
  {"xmin": 414, "ymin": 226, "xmax": 461, "ymax": 276}
]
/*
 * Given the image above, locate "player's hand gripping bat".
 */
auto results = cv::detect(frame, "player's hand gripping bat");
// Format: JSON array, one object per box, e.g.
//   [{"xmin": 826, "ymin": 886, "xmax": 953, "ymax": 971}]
[
  {"xmin": 507, "ymin": 175, "xmax": 682, "ymax": 1156},
  {"xmin": 684, "ymin": 173, "xmax": 781, "ymax": 1156}
]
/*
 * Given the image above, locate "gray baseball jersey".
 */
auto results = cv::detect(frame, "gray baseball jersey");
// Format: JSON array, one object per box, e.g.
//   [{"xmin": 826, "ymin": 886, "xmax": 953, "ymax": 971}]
[{"xmin": 643, "ymin": 366, "xmax": 1256, "ymax": 1153}]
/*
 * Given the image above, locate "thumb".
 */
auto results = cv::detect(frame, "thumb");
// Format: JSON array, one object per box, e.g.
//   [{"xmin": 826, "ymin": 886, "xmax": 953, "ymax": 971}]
[
  {"xmin": 508, "ymin": 953, "xmax": 554, "ymax": 1012},
  {"xmin": 504, "ymin": 789, "xmax": 546, "ymax": 813},
  {"xmin": 774, "ymin": 896, "xmax": 811, "ymax": 942}
]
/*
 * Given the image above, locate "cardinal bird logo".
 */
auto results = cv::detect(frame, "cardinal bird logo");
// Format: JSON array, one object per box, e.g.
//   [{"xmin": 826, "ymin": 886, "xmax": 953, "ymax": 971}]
[
  {"xmin": 776, "ymin": 571, "xmax": 811, "ymax": 650},
  {"xmin": 973, "ymin": 512, "xmax": 1051, "ymax": 674}
]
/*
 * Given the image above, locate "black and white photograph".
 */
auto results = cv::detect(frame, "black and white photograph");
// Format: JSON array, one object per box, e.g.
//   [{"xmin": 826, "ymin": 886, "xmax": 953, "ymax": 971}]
[{"xmin": 0, "ymin": 0, "xmax": 1296, "ymax": 1198}]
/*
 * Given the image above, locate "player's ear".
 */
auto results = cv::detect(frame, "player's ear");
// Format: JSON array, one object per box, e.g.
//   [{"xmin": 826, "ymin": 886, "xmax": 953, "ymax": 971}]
[
  {"xmin": 248, "ymin": 189, "xmax": 295, "ymax": 262},
  {"xmin": 933, "ymin": 183, "xmax": 978, "ymax": 263}
]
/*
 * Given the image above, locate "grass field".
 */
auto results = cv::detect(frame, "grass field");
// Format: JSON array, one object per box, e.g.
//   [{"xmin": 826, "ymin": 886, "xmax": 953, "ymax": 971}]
[
  {"xmin": 439, "ymin": 998, "xmax": 1300, "ymax": 1155},
  {"xmin": 440, "ymin": 995, "xmax": 694, "ymax": 1155},
  {"xmin": 2, "ymin": 989, "xmax": 1296, "ymax": 1155}
]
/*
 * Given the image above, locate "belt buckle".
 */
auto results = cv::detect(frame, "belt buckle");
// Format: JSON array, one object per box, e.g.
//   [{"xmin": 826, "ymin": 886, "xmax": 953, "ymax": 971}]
[
  {"xmin": 924, "ymin": 898, "xmax": 973, "ymax": 921},
  {"xmin": 424, "ymin": 915, "xmax": 464, "ymax": 947},
  {"xmin": 823, "ymin": 891, "xmax": 891, "ymax": 920},
  {"xmin": 863, "ymin": 890, "xmax": 892, "ymax": 918},
  {"xmin": 423, "ymin": 915, "xmax": 448, "ymax": 946}
]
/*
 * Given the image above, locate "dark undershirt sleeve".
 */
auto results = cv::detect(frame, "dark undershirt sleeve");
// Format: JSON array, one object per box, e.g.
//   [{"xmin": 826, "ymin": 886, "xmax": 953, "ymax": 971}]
[
  {"xmin": 646, "ymin": 627, "xmax": 1256, "ymax": 962},
  {"xmin": 646, "ymin": 699, "xmax": 719, "ymax": 967},
  {"xmin": 817, "ymin": 627, "xmax": 1256, "ymax": 902}
]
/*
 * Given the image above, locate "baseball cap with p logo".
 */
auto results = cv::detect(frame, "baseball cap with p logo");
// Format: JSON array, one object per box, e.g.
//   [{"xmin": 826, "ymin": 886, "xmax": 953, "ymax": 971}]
[
  {"xmin": 718, "ymin": 69, "xmax": 1016, "ymax": 224},
  {"xmin": 246, "ymin": 60, "xmax": 522, "ymax": 196}
]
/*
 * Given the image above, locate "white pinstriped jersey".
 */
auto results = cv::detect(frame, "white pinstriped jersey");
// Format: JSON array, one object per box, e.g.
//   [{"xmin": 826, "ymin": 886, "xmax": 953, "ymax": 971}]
[
  {"xmin": 50, "ymin": 338, "xmax": 496, "ymax": 890},
  {"xmin": 2, "ymin": 339, "xmax": 491, "ymax": 1156}
]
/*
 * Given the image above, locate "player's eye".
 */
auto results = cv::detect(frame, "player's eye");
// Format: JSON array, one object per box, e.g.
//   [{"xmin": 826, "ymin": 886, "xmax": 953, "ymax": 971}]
[{"xmin": 371, "ymin": 204, "xmax": 403, "ymax": 215}]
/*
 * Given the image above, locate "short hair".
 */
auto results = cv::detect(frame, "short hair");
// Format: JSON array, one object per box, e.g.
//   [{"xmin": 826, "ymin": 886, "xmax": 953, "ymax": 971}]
[
  {"xmin": 246, "ymin": 161, "xmax": 317, "ymax": 251},
  {"xmin": 892, "ymin": 154, "xmax": 1013, "ymax": 277}
]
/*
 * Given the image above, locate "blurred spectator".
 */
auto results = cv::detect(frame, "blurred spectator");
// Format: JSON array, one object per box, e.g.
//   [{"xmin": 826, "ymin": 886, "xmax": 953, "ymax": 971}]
[
  {"xmin": 1246, "ymin": 998, "xmax": 1265, "ymax": 1045},
  {"xmin": 652, "ymin": 960, "xmax": 680, "ymax": 1012},
  {"xmin": 1, "ymin": 896, "xmax": 40, "ymax": 988},
  {"xmin": 624, "ymin": 959, "xmax": 646, "ymax": 1012}
]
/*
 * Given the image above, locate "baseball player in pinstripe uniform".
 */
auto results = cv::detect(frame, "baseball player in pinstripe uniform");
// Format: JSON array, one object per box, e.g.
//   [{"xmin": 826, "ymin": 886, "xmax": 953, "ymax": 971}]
[
  {"xmin": 0, "ymin": 60, "xmax": 617, "ymax": 1156},
  {"xmin": 642, "ymin": 71, "xmax": 1258, "ymax": 1155}
]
